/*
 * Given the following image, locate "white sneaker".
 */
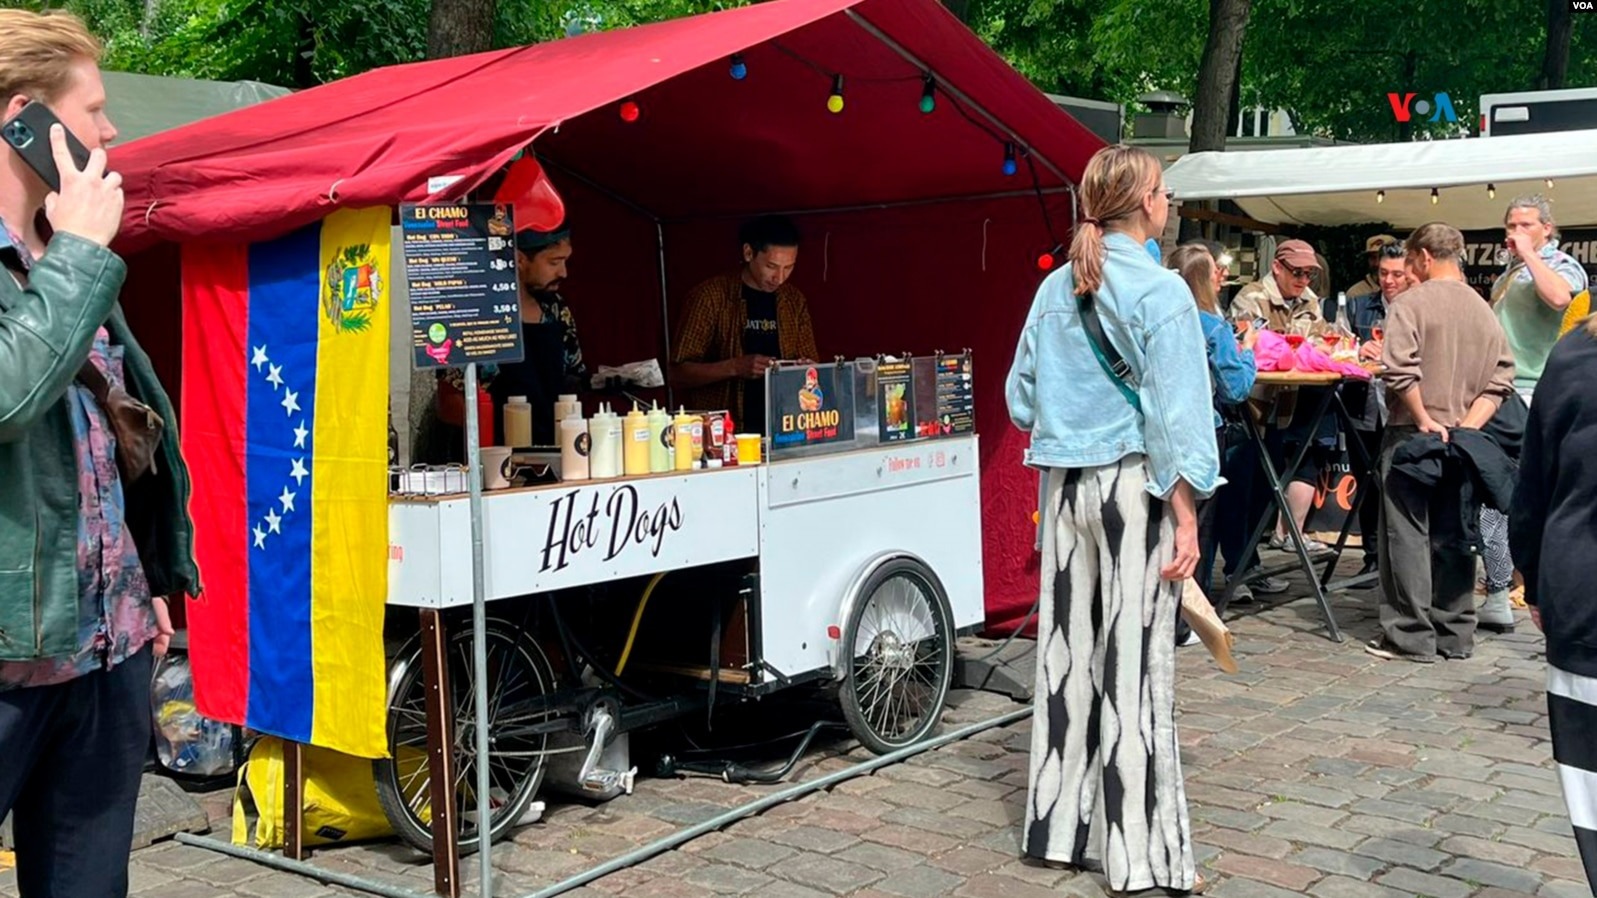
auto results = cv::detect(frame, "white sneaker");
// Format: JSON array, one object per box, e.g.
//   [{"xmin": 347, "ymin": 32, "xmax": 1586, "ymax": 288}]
[{"xmin": 1180, "ymin": 630, "xmax": 1202, "ymax": 647}]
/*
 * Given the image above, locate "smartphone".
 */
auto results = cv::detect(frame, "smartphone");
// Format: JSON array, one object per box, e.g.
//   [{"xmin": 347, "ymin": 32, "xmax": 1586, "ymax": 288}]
[{"xmin": 0, "ymin": 101, "xmax": 91, "ymax": 193}]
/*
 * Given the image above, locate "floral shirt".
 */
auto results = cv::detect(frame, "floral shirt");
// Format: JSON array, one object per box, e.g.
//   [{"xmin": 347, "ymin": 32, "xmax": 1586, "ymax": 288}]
[{"xmin": 0, "ymin": 223, "xmax": 154, "ymax": 690}]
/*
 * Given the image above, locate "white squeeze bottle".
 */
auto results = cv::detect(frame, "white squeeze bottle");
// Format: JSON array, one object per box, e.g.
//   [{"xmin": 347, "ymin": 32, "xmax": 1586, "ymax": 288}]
[
  {"xmin": 552, "ymin": 393, "xmax": 581, "ymax": 445},
  {"xmin": 646, "ymin": 403, "xmax": 672, "ymax": 473},
  {"xmin": 559, "ymin": 410, "xmax": 589, "ymax": 481},
  {"xmin": 623, "ymin": 404, "xmax": 650, "ymax": 476},
  {"xmin": 589, "ymin": 405, "xmax": 621, "ymax": 479},
  {"xmin": 503, "ymin": 395, "xmax": 533, "ymax": 448}
]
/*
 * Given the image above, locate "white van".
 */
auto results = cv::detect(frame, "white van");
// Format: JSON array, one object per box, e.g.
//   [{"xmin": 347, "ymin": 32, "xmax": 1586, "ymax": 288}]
[{"xmin": 1480, "ymin": 87, "xmax": 1597, "ymax": 136}]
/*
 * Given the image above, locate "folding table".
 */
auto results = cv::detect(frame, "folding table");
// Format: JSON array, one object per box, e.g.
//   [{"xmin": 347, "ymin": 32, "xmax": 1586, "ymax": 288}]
[{"xmin": 1222, "ymin": 368, "xmax": 1384, "ymax": 642}]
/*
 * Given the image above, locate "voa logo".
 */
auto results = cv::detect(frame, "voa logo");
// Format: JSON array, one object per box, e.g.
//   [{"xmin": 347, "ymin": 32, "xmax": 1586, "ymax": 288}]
[{"xmin": 1387, "ymin": 92, "xmax": 1459, "ymax": 123}]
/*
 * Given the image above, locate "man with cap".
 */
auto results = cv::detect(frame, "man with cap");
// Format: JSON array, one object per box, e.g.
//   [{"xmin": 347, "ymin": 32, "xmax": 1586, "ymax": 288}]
[
  {"xmin": 1230, "ymin": 239, "xmax": 1327, "ymax": 335},
  {"xmin": 1340, "ymin": 234, "xmax": 1399, "ymax": 305},
  {"xmin": 1230, "ymin": 238, "xmax": 1336, "ymax": 557},
  {"xmin": 433, "ymin": 162, "xmax": 586, "ymax": 453}
]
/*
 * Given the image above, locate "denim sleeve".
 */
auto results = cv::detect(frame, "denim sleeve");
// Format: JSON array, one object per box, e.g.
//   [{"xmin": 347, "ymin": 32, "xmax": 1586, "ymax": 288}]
[
  {"xmin": 1139, "ymin": 295, "xmax": 1223, "ymax": 500},
  {"xmin": 1205, "ymin": 317, "xmax": 1257, "ymax": 405},
  {"xmin": 1005, "ymin": 280, "xmax": 1049, "ymax": 433}
]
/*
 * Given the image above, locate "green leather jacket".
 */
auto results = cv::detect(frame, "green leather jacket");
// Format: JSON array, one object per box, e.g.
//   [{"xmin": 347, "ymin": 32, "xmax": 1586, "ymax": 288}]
[{"xmin": 0, "ymin": 233, "xmax": 199, "ymax": 661}]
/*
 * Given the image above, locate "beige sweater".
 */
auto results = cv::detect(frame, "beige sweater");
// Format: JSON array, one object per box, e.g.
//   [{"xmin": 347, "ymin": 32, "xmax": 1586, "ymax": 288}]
[{"xmin": 1381, "ymin": 278, "xmax": 1515, "ymax": 427}]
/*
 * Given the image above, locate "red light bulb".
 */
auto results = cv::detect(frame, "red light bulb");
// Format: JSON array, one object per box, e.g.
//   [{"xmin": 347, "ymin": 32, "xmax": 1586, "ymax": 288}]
[
  {"xmin": 1036, "ymin": 252, "xmax": 1055, "ymax": 271},
  {"xmin": 619, "ymin": 100, "xmax": 641, "ymax": 123}
]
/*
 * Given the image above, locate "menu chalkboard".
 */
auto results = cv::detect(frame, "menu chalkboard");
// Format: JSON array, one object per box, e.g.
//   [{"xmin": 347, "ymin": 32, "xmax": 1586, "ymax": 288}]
[
  {"xmin": 770, "ymin": 363, "xmax": 856, "ymax": 450},
  {"xmin": 933, "ymin": 353, "xmax": 975, "ymax": 436},
  {"xmin": 401, "ymin": 202, "xmax": 525, "ymax": 369},
  {"xmin": 877, "ymin": 359, "xmax": 915, "ymax": 443}
]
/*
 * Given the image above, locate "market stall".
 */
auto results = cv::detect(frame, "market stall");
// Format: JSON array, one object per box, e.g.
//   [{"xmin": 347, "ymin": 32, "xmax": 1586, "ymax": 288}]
[
  {"xmin": 107, "ymin": 0, "xmax": 1103, "ymax": 893},
  {"xmin": 113, "ymin": 0, "xmax": 1104, "ymax": 644}
]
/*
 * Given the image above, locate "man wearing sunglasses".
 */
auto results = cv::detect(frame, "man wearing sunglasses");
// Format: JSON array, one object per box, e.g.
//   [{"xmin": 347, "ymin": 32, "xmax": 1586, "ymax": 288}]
[
  {"xmin": 1230, "ymin": 239, "xmax": 1327, "ymax": 335},
  {"xmin": 1230, "ymin": 239, "xmax": 1337, "ymax": 558}
]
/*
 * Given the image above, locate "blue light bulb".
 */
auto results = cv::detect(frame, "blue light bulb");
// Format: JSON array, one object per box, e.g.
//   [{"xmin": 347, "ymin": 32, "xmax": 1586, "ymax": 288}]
[
  {"xmin": 1002, "ymin": 158, "xmax": 1017, "ymax": 176},
  {"xmin": 730, "ymin": 55, "xmax": 747, "ymax": 80}
]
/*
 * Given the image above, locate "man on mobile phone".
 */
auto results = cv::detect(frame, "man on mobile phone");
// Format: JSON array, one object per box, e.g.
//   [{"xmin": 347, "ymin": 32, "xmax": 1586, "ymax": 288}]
[{"xmin": 0, "ymin": 11, "xmax": 199, "ymax": 897}]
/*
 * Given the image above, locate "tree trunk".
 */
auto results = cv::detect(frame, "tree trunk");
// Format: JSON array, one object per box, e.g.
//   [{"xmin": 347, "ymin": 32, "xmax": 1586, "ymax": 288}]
[
  {"xmin": 427, "ymin": 0, "xmax": 498, "ymax": 60},
  {"xmin": 1397, "ymin": 50, "xmax": 1416, "ymax": 142},
  {"xmin": 1539, "ymin": 0, "xmax": 1572, "ymax": 90},
  {"xmin": 1180, "ymin": 0, "xmax": 1252, "ymax": 242},
  {"xmin": 293, "ymin": 13, "xmax": 315, "ymax": 88},
  {"xmin": 940, "ymin": 0, "xmax": 972, "ymax": 22}
]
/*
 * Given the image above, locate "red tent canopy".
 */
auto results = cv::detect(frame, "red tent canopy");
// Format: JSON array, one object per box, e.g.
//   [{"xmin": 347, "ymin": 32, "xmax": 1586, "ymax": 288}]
[{"xmin": 111, "ymin": 0, "xmax": 1106, "ymax": 635}]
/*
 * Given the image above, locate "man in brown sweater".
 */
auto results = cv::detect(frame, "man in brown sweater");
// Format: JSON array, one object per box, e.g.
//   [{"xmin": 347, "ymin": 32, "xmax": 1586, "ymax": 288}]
[{"xmin": 1368, "ymin": 222, "xmax": 1516, "ymax": 663}]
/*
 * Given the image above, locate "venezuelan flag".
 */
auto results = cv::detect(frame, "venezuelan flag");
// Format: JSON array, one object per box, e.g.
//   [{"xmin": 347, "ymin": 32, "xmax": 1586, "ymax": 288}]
[{"xmin": 181, "ymin": 207, "xmax": 391, "ymax": 759}]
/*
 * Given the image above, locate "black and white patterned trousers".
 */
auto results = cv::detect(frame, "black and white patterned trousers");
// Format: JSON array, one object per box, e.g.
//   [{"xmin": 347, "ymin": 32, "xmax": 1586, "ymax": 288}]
[
  {"xmin": 1549, "ymin": 665, "xmax": 1597, "ymax": 895},
  {"xmin": 1480, "ymin": 507, "xmax": 1514, "ymax": 593},
  {"xmin": 1024, "ymin": 457, "xmax": 1195, "ymax": 892}
]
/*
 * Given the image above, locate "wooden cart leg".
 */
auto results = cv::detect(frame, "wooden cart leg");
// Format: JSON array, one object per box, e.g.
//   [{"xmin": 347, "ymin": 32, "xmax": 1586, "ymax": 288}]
[
  {"xmin": 420, "ymin": 609, "xmax": 461, "ymax": 898},
  {"xmin": 284, "ymin": 741, "xmax": 306, "ymax": 860}
]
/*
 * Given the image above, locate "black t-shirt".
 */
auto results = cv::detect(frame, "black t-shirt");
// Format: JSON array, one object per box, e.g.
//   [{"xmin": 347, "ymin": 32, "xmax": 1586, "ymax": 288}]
[{"xmin": 742, "ymin": 285, "xmax": 781, "ymax": 431}]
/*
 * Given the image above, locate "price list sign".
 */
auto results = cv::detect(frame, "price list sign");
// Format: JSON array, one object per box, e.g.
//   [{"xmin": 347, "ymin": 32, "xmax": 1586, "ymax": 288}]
[
  {"xmin": 932, "ymin": 353, "xmax": 974, "ymax": 436},
  {"xmin": 401, "ymin": 202, "xmax": 525, "ymax": 369}
]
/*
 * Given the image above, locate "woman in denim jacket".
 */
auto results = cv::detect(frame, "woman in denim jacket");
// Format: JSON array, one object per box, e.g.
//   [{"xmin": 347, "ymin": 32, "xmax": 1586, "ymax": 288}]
[{"xmin": 1006, "ymin": 145, "xmax": 1220, "ymax": 896}]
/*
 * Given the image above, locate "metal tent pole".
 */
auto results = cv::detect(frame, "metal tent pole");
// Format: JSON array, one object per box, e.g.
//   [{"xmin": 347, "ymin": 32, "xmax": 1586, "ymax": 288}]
[{"xmin": 462, "ymin": 361, "xmax": 495, "ymax": 898}]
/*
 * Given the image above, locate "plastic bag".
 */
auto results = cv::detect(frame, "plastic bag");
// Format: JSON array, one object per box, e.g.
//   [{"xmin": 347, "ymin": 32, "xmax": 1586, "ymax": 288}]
[
  {"xmin": 152, "ymin": 653, "xmax": 238, "ymax": 778},
  {"xmin": 231, "ymin": 736, "xmax": 394, "ymax": 849}
]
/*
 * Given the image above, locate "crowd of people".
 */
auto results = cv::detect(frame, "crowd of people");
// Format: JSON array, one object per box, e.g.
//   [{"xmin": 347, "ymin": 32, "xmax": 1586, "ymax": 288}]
[{"xmin": 1006, "ymin": 143, "xmax": 1597, "ymax": 894}]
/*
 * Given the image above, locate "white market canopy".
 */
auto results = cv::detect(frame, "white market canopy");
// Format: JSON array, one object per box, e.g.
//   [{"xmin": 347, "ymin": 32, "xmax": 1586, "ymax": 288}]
[{"xmin": 1165, "ymin": 128, "xmax": 1597, "ymax": 231}]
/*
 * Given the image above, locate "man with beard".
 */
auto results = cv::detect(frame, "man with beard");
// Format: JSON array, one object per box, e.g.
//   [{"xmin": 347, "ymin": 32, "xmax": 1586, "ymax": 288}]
[{"xmin": 434, "ymin": 217, "xmax": 586, "ymax": 452}]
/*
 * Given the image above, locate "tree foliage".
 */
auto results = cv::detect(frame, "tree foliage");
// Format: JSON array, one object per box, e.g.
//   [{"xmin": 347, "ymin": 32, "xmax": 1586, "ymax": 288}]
[
  {"xmin": 27, "ymin": 0, "xmax": 736, "ymax": 88},
  {"xmin": 966, "ymin": 0, "xmax": 1597, "ymax": 143},
  {"xmin": 31, "ymin": 0, "xmax": 1597, "ymax": 142}
]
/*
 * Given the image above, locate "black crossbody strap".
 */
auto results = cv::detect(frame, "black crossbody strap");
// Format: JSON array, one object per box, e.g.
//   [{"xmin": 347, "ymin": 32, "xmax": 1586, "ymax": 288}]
[{"xmin": 1076, "ymin": 290, "xmax": 1142, "ymax": 413}]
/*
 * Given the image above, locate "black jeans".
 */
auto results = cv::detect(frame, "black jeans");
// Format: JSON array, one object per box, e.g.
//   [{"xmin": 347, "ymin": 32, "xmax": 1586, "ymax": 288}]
[
  {"xmin": 1353, "ymin": 426, "xmax": 1383, "ymax": 562},
  {"xmin": 0, "ymin": 646, "xmax": 153, "ymax": 898}
]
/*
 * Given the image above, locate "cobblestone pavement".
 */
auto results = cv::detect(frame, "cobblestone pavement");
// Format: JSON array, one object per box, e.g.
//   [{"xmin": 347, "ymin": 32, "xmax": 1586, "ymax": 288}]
[{"xmin": 3, "ymin": 558, "xmax": 1587, "ymax": 898}]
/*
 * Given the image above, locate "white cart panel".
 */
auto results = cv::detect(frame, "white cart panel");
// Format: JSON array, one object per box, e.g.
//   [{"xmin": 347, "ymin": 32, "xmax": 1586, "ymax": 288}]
[
  {"xmin": 389, "ymin": 468, "xmax": 760, "ymax": 607},
  {"xmin": 757, "ymin": 436, "xmax": 985, "ymax": 679}
]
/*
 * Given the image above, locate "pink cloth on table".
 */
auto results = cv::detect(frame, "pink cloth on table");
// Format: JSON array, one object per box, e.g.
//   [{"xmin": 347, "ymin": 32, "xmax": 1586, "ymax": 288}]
[
  {"xmin": 1252, "ymin": 330, "xmax": 1371, "ymax": 380},
  {"xmin": 1253, "ymin": 330, "xmax": 1297, "ymax": 372}
]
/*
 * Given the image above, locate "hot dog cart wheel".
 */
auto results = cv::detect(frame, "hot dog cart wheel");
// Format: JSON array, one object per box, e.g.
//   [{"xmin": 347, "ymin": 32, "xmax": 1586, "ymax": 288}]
[
  {"xmin": 838, "ymin": 556, "xmax": 955, "ymax": 755},
  {"xmin": 373, "ymin": 619, "xmax": 556, "ymax": 855}
]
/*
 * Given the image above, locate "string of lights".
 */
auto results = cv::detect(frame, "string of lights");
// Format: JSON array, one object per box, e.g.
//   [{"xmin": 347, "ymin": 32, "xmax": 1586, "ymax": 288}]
[
  {"xmin": 610, "ymin": 44, "xmax": 1066, "ymax": 268},
  {"xmin": 1378, "ymin": 179, "xmax": 1554, "ymax": 206}
]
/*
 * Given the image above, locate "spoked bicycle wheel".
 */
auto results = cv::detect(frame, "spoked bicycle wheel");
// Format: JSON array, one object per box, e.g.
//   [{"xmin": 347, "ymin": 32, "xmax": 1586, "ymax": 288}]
[
  {"xmin": 374, "ymin": 618, "xmax": 558, "ymax": 855},
  {"xmin": 839, "ymin": 558, "xmax": 955, "ymax": 754}
]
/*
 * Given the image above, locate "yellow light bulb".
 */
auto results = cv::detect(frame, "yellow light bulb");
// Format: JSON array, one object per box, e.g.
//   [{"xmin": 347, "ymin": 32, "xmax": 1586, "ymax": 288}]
[
  {"xmin": 827, "ymin": 94, "xmax": 844, "ymax": 114},
  {"xmin": 1376, "ymin": 190, "xmax": 1385, "ymax": 204}
]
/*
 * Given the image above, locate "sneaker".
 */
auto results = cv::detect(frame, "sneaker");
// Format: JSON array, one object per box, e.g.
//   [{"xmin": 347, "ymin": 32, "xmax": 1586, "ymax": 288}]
[
  {"xmin": 1439, "ymin": 648, "xmax": 1474, "ymax": 660},
  {"xmin": 1252, "ymin": 575, "xmax": 1289, "ymax": 595},
  {"xmin": 1365, "ymin": 637, "xmax": 1437, "ymax": 664},
  {"xmin": 1230, "ymin": 583, "xmax": 1255, "ymax": 606},
  {"xmin": 1180, "ymin": 630, "xmax": 1202, "ymax": 647},
  {"xmin": 1478, "ymin": 589, "xmax": 1516, "ymax": 633},
  {"xmin": 1270, "ymin": 534, "xmax": 1334, "ymax": 556}
]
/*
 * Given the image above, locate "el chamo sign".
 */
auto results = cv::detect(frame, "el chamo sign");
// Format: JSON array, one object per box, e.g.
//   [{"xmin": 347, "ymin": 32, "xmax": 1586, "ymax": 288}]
[{"xmin": 385, "ymin": 467, "xmax": 763, "ymax": 606}]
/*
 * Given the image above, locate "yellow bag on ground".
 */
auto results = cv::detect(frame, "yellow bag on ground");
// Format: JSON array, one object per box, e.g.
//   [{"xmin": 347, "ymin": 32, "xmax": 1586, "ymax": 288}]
[{"xmin": 231, "ymin": 736, "xmax": 395, "ymax": 849}]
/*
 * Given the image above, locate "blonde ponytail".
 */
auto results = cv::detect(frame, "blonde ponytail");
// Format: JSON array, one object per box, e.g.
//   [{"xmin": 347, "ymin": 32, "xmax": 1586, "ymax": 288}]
[{"xmin": 1068, "ymin": 145, "xmax": 1163, "ymax": 296}]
